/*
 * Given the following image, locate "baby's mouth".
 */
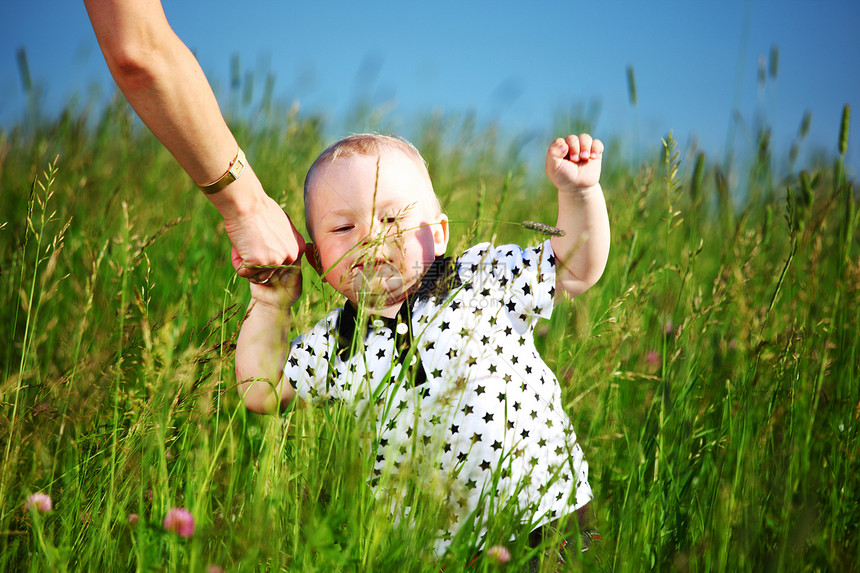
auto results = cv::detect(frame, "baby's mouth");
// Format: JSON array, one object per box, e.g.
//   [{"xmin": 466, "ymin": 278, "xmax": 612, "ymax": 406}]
[
  {"xmin": 351, "ymin": 261, "xmax": 404, "ymax": 307},
  {"xmin": 352, "ymin": 256, "xmax": 398, "ymax": 273}
]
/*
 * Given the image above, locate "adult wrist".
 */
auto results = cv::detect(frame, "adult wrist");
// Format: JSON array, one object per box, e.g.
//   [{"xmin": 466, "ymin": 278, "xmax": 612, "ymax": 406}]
[
  {"xmin": 197, "ymin": 148, "xmax": 246, "ymax": 194},
  {"xmin": 204, "ymin": 161, "xmax": 270, "ymax": 220}
]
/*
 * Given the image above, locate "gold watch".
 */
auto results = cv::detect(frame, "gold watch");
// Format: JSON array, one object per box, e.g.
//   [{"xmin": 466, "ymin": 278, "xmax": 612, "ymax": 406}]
[{"xmin": 197, "ymin": 148, "xmax": 246, "ymax": 194}]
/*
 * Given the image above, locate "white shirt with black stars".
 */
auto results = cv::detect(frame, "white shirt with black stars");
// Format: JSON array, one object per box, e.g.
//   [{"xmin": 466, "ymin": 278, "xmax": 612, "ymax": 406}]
[{"xmin": 284, "ymin": 240, "xmax": 592, "ymax": 555}]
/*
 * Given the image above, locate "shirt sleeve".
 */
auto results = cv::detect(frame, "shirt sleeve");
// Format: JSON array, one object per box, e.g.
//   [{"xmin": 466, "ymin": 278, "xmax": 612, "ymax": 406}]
[
  {"xmin": 458, "ymin": 240, "xmax": 556, "ymax": 326},
  {"xmin": 283, "ymin": 309, "xmax": 340, "ymax": 401}
]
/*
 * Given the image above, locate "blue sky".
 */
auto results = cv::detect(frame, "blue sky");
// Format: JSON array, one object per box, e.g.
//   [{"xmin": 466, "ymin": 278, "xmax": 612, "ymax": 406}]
[{"xmin": 3, "ymin": 1, "xmax": 859, "ymax": 175}]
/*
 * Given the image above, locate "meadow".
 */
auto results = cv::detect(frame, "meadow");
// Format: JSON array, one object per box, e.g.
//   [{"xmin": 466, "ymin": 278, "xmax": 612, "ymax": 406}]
[{"xmin": 0, "ymin": 80, "xmax": 857, "ymax": 571}]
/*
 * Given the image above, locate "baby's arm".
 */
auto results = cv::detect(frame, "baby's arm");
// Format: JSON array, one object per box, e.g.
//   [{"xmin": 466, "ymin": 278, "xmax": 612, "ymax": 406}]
[
  {"xmin": 544, "ymin": 134, "xmax": 610, "ymax": 299},
  {"xmin": 235, "ymin": 268, "xmax": 302, "ymax": 414}
]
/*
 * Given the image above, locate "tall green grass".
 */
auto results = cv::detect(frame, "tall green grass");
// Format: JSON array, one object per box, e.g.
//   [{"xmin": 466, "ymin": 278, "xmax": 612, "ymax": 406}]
[{"xmin": 1, "ymin": 83, "xmax": 857, "ymax": 571}]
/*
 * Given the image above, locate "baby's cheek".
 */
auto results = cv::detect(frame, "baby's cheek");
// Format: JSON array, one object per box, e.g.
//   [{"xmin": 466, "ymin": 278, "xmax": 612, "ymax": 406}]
[
  {"xmin": 328, "ymin": 267, "xmax": 350, "ymax": 292},
  {"xmin": 415, "ymin": 230, "xmax": 439, "ymax": 265},
  {"xmin": 407, "ymin": 246, "xmax": 432, "ymax": 279}
]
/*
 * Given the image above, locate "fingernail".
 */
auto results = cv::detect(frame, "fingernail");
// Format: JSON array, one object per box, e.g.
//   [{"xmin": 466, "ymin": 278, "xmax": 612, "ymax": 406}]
[{"xmin": 580, "ymin": 151, "xmax": 590, "ymax": 159}]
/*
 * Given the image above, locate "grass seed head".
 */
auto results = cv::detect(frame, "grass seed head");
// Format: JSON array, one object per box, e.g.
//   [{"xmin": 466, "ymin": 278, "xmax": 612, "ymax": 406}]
[
  {"xmin": 839, "ymin": 104, "xmax": 850, "ymax": 156},
  {"xmin": 521, "ymin": 221, "xmax": 565, "ymax": 237}
]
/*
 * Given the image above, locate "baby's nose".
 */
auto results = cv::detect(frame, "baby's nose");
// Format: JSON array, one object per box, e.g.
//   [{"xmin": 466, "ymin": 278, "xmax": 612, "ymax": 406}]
[
  {"xmin": 368, "ymin": 220, "xmax": 399, "ymax": 241},
  {"xmin": 358, "ymin": 228, "xmax": 384, "ymax": 248},
  {"xmin": 358, "ymin": 225, "xmax": 400, "ymax": 259}
]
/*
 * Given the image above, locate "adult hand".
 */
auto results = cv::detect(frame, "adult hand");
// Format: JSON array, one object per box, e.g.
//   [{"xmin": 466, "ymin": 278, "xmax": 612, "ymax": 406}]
[{"xmin": 226, "ymin": 193, "xmax": 306, "ymax": 282}]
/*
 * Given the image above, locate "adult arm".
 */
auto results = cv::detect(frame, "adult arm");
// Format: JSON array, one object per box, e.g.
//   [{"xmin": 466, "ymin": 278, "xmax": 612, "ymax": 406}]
[
  {"xmin": 545, "ymin": 134, "xmax": 610, "ymax": 299},
  {"xmin": 84, "ymin": 0, "xmax": 303, "ymax": 277}
]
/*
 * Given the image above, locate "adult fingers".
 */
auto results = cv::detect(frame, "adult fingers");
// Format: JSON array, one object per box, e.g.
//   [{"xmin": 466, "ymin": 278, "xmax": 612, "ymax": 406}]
[
  {"xmin": 232, "ymin": 245, "xmax": 274, "ymax": 284},
  {"xmin": 231, "ymin": 245, "xmax": 244, "ymax": 272},
  {"xmin": 289, "ymin": 213, "xmax": 307, "ymax": 260}
]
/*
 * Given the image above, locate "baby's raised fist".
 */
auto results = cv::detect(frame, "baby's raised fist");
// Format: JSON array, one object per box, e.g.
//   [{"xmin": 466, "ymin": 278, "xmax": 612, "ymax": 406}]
[{"xmin": 545, "ymin": 134, "xmax": 604, "ymax": 193}]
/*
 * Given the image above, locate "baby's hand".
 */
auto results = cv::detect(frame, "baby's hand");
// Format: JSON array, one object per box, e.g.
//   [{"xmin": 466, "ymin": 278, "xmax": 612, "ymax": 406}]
[
  {"xmin": 545, "ymin": 134, "xmax": 604, "ymax": 194},
  {"xmin": 235, "ymin": 246, "xmax": 303, "ymax": 310},
  {"xmin": 249, "ymin": 265, "xmax": 302, "ymax": 310}
]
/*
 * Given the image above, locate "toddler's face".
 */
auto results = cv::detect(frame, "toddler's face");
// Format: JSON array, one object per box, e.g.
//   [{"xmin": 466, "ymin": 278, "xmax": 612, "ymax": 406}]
[{"xmin": 306, "ymin": 151, "xmax": 448, "ymax": 317}]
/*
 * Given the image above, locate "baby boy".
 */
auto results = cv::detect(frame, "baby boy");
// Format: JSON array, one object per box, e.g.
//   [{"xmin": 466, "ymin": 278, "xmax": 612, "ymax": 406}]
[{"xmin": 235, "ymin": 133, "xmax": 609, "ymax": 555}]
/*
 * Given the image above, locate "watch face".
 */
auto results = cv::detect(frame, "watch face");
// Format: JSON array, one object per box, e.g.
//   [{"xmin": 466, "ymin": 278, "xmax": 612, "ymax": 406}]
[
  {"xmin": 200, "ymin": 150, "xmax": 245, "ymax": 193},
  {"xmin": 230, "ymin": 155, "xmax": 245, "ymax": 178}
]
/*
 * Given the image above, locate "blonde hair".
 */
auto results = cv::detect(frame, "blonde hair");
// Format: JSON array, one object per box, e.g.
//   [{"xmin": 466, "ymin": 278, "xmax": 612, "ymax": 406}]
[{"xmin": 303, "ymin": 133, "xmax": 442, "ymax": 238}]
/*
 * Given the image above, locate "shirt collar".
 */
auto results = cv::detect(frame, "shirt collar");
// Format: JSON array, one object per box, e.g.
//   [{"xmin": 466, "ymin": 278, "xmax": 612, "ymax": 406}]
[{"xmin": 335, "ymin": 255, "xmax": 460, "ymax": 357}]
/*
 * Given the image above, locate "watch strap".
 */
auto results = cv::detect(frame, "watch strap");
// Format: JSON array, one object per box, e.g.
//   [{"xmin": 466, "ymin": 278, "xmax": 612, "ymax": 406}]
[{"xmin": 197, "ymin": 148, "xmax": 246, "ymax": 194}]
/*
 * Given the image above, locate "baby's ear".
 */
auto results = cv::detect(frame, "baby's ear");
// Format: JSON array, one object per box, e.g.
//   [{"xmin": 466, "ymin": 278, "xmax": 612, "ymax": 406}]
[
  {"xmin": 433, "ymin": 214, "xmax": 450, "ymax": 257},
  {"xmin": 305, "ymin": 242, "xmax": 323, "ymax": 275}
]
